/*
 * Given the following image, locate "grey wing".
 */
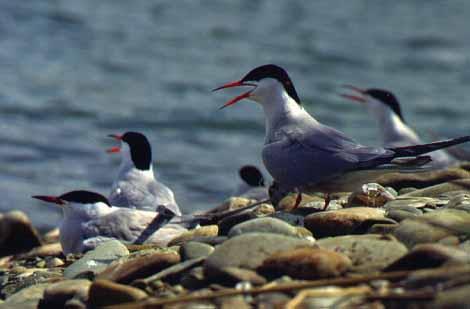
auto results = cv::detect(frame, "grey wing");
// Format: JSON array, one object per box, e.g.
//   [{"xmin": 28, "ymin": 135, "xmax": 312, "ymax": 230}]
[
  {"xmin": 82, "ymin": 209, "xmax": 155, "ymax": 242},
  {"xmin": 285, "ymin": 123, "xmax": 395, "ymax": 166},
  {"xmin": 110, "ymin": 180, "xmax": 180, "ymax": 215},
  {"xmin": 263, "ymin": 123, "xmax": 395, "ymax": 189},
  {"xmin": 147, "ymin": 181, "xmax": 181, "ymax": 215},
  {"xmin": 82, "ymin": 209, "xmax": 186, "ymax": 247}
]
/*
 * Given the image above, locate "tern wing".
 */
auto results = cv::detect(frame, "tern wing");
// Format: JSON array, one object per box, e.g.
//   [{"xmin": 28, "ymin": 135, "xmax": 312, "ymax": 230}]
[
  {"xmin": 110, "ymin": 180, "xmax": 180, "ymax": 215},
  {"xmin": 82, "ymin": 209, "xmax": 157, "ymax": 242},
  {"xmin": 284, "ymin": 123, "xmax": 394, "ymax": 166},
  {"xmin": 147, "ymin": 181, "xmax": 181, "ymax": 215}
]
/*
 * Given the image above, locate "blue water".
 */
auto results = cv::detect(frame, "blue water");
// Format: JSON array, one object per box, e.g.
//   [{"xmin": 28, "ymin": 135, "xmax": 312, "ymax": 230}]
[{"xmin": 1, "ymin": 1, "xmax": 470, "ymax": 230}]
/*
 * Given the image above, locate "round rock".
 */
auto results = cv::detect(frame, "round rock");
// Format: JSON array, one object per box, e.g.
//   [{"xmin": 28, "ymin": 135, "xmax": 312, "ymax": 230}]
[
  {"xmin": 88, "ymin": 279, "xmax": 147, "ymax": 307},
  {"xmin": 258, "ymin": 247, "xmax": 351, "ymax": 280},
  {"xmin": 180, "ymin": 242, "xmax": 214, "ymax": 261},
  {"xmin": 64, "ymin": 240, "xmax": 129, "ymax": 279},
  {"xmin": 204, "ymin": 233, "xmax": 313, "ymax": 280},
  {"xmin": 0, "ymin": 211, "xmax": 42, "ymax": 257},
  {"xmin": 97, "ymin": 250, "xmax": 180, "ymax": 283},
  {"xmin": 228, "ymin": 217, "xmax": 301, "ymax": 238},
  {"xmin": 304, "ymin": 207, "xmax": 392, "ymax": 238},
  {"xmin": 40, "ymin": 279, "xmax": 91, "ymax": 308},
  {"xmin": 317, "ymin": 234, "xmax": 408, "ymax": 273}
]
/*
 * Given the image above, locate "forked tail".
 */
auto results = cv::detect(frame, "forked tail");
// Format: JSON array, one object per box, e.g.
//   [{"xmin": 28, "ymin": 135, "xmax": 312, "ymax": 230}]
[{"xmin": 390, "ymin": 136, "xmax": 470, "ymax": 158}]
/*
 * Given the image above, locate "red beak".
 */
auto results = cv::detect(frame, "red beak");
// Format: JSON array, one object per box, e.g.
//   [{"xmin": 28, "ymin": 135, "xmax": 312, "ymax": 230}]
[
  {"xmin": 107, "ymin": 134, "xmax": 122, "ymax": 154},
  {"xmin": 212, "ymin": 80, "xmax": 257, "ymax": 109},
  {"xmin": 340, "ymin": 85, "xmax": 367, "ymax": 103},
  {"xmin": 32, "ymin": 195, "xmax": 65, "ymax": 205}
]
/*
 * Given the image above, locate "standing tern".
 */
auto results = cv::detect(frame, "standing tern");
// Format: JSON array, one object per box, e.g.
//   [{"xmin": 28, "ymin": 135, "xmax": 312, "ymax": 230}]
[
  {"xmin": 32, "ymin": 190, "xmax": 186, "ymax": 254},
  {"xmin": 232, "ymin": 165, "xmax": 269, "ymax": 201},
  {"xmin": 341, "ymin": 86, "xmax": 457, "ymax": 168},
  {"xmin": 107, "ymin": 131, "xmax": 181, "ymax": 215},
  {"xmin": 213, "ymin": 64, "xmax": 470, "ymax": 205}
]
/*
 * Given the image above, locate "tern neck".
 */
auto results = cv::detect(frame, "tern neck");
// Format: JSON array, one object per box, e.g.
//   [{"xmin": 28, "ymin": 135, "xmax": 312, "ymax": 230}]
[
  {"xmin": 117, "ymin": 159, "xmax": 155, "ymax": 182},
  {"xmin": 371, "ymin": 106, "xmax": 419, "ymax": 146},
  {"xmin": 261, "ymin": 90, "xmax": 312, "ymax": 143}
]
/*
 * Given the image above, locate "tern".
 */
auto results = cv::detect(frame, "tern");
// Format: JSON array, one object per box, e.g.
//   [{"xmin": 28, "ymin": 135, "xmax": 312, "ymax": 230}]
[
  {"xmin": 107, "ymin": 131, "xmax": 181, "ymax": 215},
  {"xmin": 232, "ymin": 165, "xmax": 269, "ymax": 201},
  {"xmin": 213, "ymin": 64, "xmax": 470, "ymax": 206},
  {"xmin": 341, "ymin": 86, "xmax": 457, "ymax": 168},
  {"xmin": 32, "ymin": 190, "xmax": 186, "ymax": 254}
]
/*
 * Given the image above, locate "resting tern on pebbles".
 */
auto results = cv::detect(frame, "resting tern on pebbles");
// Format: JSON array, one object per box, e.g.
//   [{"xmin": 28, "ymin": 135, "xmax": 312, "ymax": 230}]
[
  {"xmin": 341, "ymin": 86, "xmax": 457, "ymax": 168},
  {"xmin": 213, "ymin": 64, "xmax": 470, "ymax": 208},
  {"xmin": 107, "ymin": 131, "xmax": 181, "ymax": 215},
  {"xmin": 32, "ymin": 190, "xmax": 186, "ymax": 254}
]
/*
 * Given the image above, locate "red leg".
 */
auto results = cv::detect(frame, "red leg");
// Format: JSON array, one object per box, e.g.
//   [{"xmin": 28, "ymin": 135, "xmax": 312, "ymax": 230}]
[
  {"xmin": 293, "ymin": 191, "xmax": 302, "ymax": 209},
  {"xmin": 323, "ymin": 193, "xmax": 331, "ymax": 211}
]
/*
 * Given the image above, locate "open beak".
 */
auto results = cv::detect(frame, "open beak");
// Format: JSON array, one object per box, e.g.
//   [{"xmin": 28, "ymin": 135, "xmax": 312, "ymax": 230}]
[
  {"xmin": 106, "ymin": 134, "xmax": 122, "ymax": 154},
  {"xmin": 340, "ymin": 85, "xmax": 367, "ymax": 103},
  {"xmin": 32, "ymin": 195, "xmax": 65, "ymax": 206},
  {"xmin": 212, "ymin": 80, "xmax": 257, "ymax": 109}
]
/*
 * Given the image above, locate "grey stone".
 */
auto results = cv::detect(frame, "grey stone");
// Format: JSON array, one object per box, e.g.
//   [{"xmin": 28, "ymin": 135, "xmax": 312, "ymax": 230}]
[
  {"xmin": 400, "ymin": 178, "xmax": 470, "ymax": 198},
  {"xmin": 431, "ymin": 284, "xmax": 470, "ymax": 308},
  {"xmin": 317, "ymin": 234, "xmax": 408, "ymax": 273},
  {"xmin": 384, "ymin": 197, "xmax": 443, "ymax": 209},
  {"xmin": 446, "ymin": 193, "xmax": 470, "ymax": 212},
  {"xmin": 393, "ymin": 209, "xmax": 470, "ymax": 248},
  {"xmin": 180, "ymin": 242, "xmax": 214, "ymax": 261},
  {"xmin": 64, "ymin": 240, "xmax": 129, "ymax": 279},
  {"xmin": 204, "ymin": 233, "xmax": 313, "ymax": 280},
  {"xmin": 398, "ymin": 187, "xmax": 417, "ymax": 195},
  {"xmin": 2, "ymin": 283, "xmax": 50, "ymax": 307},
  {"xmin": 386, "ymin": 209, "xmax": 420, "ymax": 222},
  {"xmin": 228, "ymin": 217, "xmax": 300, "ymax": 238}
]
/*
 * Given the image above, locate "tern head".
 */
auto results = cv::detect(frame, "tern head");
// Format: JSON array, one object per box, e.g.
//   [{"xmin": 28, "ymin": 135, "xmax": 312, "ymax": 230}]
[
  {"xmin": 213, "ymin": 64, "xmax": 301, "ymax": 109},
  {"xmin": 239, "ymin": 165, "xmax": 265, "ymax": 187},
  {"xmin": 33, "ymin": 190, "xmax": 111, "ymax": 215},
  {"xmin": 341, "ymin": 86, "xmax": 405, "ymax": 122},
  {"xmin": 107, "ymin": 131, "xmax": 152, "ymax": 171}
]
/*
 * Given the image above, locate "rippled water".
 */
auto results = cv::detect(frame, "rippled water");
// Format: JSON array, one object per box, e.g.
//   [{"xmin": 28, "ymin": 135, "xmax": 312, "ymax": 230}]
[{"xmin": 1, "ymin": 1, "xmax": 470, "ymax": 230}]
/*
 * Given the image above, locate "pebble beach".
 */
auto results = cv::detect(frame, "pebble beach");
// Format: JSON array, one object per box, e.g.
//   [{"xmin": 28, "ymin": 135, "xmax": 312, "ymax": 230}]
[{"xmin": 2, "ymin": 164, "xmax": 470, "ymax": 308}]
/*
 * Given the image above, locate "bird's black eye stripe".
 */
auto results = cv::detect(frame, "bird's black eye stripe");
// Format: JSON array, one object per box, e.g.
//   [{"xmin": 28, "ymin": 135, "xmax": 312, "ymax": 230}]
[
  {"xmin": 365, "ymin": 88, "xmax": 405, "ymax": 122},
  {"xmin": 59, "ymin": 190, "xmax": 111, "ymax": 206},
  {"xmin": 241, "ymin": 64, "xmax": 301, "ymax": 105}
]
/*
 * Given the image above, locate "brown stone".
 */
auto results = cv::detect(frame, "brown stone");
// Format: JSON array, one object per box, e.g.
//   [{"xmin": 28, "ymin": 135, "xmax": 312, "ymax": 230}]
[
  {"xmin": 216, "ymin": 266, "xmax": 267, "ymax": 285},
  {"xmin": 278, "ymin": 193, "xmax": 324, "ymax": 211},
  {"xmin": 88, "ymin": 280, "xmax": 147, "ymax": 307},
  {"xmin": 43, "ymin": 228, "xmax": 60, "ymax": 244},
  {"xmin": 0, "ymin": 211, "xmax": 42, "ymax": 257},
  {"xmin": 304, "ymin": 207, "xmax": 393, "ymax": 238},
  {"xmin": 168, "ymin": 225, "xmax": 219, "ymax": 246},
  {"xmin": 39, "ymin": 279, "xmax": 91, "ymax": 308},
  {"xmin": 18, "ymin": 243, "xmax": 63, "ymax": 259},
  {"xmin": 97, "ymin": 250, "xmax": 180, "ymax": 283},
  {"xmin": 205, "ymin": 197, "xmax": 257, "ymax": 214},
  {"xmin": 384, "ymin": 243, "xmax": 470, "ymax": 272},
  {"xmin": 258, "ymin": 247, "xmax": 351, "ymax": 280}
]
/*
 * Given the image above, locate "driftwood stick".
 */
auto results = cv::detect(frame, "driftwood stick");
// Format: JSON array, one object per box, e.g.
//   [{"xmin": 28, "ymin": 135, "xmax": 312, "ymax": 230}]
[{"xmin": 108, "ymin": 270, "xmax": 414, "ymax": 308}]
